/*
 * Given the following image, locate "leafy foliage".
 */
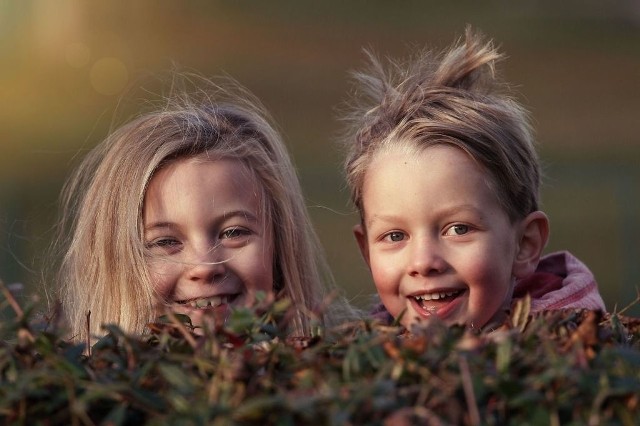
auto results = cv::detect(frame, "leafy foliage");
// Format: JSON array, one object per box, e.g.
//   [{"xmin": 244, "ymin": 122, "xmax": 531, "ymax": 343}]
[{"xmin": 1, "ymin": 283, "xmax": 639, "ymax": 425}]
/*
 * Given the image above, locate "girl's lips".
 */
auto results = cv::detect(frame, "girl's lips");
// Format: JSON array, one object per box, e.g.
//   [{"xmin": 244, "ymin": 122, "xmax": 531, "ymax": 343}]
[{"xmin": 175, "ymin": 294, "xmax": 239, "ymax": 309}]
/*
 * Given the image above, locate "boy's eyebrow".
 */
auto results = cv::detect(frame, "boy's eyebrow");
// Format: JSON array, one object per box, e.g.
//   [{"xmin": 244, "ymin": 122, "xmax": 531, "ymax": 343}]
[
  {"xmin": 366, "ymin": 214, "xmax": 398, "ymax": 229},
  {"xmin": 438, "ymin": 204, "xmax": 485, "ymax": 218},
  {"xmin": 366, "ymin": 204, "xmax": 485, "ymax": 228}
]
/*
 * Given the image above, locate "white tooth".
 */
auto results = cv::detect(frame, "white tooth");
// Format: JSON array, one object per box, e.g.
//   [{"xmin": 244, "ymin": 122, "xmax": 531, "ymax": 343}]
[
  {"xmin": 210, "ymin": 296, "xmax": 222, "ymax": 307},
  {"xmin": 415, "ymin": 290, "xmax": 461, "ymax": 304}
]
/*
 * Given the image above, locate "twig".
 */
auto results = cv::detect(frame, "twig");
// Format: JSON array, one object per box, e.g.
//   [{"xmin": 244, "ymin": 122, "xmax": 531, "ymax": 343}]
[
  {"xmin": 1, "ymin": 279, "xmax": 35, "ymax": 344},
  {"xmin": 86, "ymin": 310, "xmax": 92, "ymax": 357},
  {"xmin": 0, "ymin": 279, "xmax": 24, "ymax": 318},
  {"xmin": 615, "ymin": 286, "xmax": 640, "ymax": 316},
  {"xmin": 459, "ymin": 355, "xmax": 481, "ymax": 426}
]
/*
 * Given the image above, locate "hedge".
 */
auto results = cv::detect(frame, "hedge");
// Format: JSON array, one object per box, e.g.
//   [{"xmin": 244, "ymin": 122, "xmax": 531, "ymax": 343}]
[{"xmin": 1, "ymin": 282, "xmax": 639, "ymax": 425}]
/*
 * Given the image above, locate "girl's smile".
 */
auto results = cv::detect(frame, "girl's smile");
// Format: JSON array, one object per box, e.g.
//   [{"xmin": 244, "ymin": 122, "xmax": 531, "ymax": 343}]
[
  {"xmin": 143, "ymin": 156, "xmax": 275, "ymax": 329},
  {"xmin": 174, "ymin": 294, "xmax": 237, "ymax": 309}
]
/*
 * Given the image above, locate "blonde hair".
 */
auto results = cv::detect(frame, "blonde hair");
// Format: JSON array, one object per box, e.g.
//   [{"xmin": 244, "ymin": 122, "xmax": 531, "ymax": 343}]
[
  {"xmin": 343, "ymin": 28, "xmax": 540, "ymax": 222},
  {"xmin": 54, "ymin": 78, "xmax": 343, "ymax": 342}
]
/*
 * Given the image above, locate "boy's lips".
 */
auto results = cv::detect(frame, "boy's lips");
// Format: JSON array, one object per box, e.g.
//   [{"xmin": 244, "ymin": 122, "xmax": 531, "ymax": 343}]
[
  {"xmin": 409, "ymin": 288, "xmax": 466, "ymax": 319},
  {"xmin": 414, "ymin": 289, "xmax": 464, "ymax": 302}
]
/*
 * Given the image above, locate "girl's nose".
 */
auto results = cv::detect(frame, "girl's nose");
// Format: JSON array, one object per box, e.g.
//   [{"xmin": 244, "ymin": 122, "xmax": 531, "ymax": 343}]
[
  {"xmin": 186, "ymin": 245, "xmax": 227, "ymax": 284},
  {"xmin": 407, "ymin": 237, "xmax": 448, "ymax": 277}
]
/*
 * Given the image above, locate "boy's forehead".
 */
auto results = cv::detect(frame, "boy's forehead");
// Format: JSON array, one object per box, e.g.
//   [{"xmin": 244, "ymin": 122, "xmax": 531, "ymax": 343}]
[
  {"xmin": 362, "ymin": 143, "xmax": 510, "ymax": 222},
  {"xmin": 369, "ymin": 141, "xmax": 468, "ymax": 169},
  {"xmin": 374, "ymin": 138, "xmax": 422, "ymax": 158}
]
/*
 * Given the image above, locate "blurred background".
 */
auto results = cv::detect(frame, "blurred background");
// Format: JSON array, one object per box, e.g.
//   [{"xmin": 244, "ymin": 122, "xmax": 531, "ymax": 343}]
[{"xmin": 1, "ymin": 0, "xmax": 639, "ymax": 316}]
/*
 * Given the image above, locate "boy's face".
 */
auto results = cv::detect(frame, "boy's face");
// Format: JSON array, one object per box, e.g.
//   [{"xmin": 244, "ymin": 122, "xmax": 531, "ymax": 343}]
[
  {"xmin": 143, "ymin": 157, "xmax": 274, "ymax": 329},
  {"xmin": 354, "ymin": 144, "xmax": 526, "ymax": 329}
]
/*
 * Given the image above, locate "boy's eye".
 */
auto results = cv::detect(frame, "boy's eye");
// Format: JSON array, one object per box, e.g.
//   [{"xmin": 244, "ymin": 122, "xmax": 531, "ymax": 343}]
[
  {"xmin": 384, "ymin": 231, "xmax": 406, "ymax": 242},
  {"xmin": 444, "ymin": 224, "xmax": 470, "ymax": 236}
]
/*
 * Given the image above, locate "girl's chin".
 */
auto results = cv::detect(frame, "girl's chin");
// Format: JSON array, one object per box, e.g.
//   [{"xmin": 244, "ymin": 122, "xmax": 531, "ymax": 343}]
[{"xmin": 165, "ymin": 303, "xmax": 231, "ymax": 332}]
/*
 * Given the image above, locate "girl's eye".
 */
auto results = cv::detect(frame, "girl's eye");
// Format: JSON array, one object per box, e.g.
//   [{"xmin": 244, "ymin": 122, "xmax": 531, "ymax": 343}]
[
  {"xmin": 149, "ymin": 238, "xmax": 180, "ymax": 247},
  {"xmin": 145, "ymin": 238, "xmax": 181, "ymax": 254},
  {"xmin": 444, "ymin": 224, "xmax": 470, "ymax": 236},
  {"xmin": 384, "ymin": 231, "xmax": 406, "ymax": 242},
  {"xmin": 221, "ymin": 227, "xmax": 251, "ymax": 239}
]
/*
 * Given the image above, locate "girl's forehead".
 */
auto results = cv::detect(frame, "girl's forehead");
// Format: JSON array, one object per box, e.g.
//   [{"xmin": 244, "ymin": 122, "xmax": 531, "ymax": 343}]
[
  {"xmin": 158, "ymin": 155, "xmax": 255, "ymax": 184},
  {"xmin": 143, "ymin": 156, "xmax": 273, "ymax": 227},
  {"xmin": 146, "ymin": 156, "xmax": 269, "ymax": 207}
]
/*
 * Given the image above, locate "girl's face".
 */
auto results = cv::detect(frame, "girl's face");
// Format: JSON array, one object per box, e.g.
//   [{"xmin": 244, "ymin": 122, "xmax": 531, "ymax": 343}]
[
  {"xmin": 143, "ymin": 157, "xmax": 274, "ymax": 328},
  {"xmin": 354, "ymin": 144, "xmax": 525, "ymax": 330}
]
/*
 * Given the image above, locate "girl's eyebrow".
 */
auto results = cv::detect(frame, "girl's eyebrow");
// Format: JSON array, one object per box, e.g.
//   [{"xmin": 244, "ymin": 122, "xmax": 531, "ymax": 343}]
[
  {"xmin": 144, "ymin": 221, "xmax": 176, "ymax": 232},
  {"xmin": 144, "ymin": 210, "xmax": 260, "ymax": 232},
  {"xmin": 222, "ymin": 209, "xmax": 259, "ymax": 222}
]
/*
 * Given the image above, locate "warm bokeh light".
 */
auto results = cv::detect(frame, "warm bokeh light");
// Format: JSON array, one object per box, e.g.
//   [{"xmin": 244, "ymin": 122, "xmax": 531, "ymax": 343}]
[
  {"xmin": 65, "ymin": 42, "xmax": 91, "ymax": 68},
  {"xmin": 90, "ymin": 57, "xmax": 129, "ymax": 95}
]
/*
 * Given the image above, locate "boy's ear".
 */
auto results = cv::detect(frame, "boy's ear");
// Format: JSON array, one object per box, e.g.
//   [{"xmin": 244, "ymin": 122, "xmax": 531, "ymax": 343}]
[
  {"xmin": 512, "ymin": 211, "xmax": 550, "ymax": 279},
  {"xmin": 353, "ymin": 223, "xmax": 371, "ymax": 268}
]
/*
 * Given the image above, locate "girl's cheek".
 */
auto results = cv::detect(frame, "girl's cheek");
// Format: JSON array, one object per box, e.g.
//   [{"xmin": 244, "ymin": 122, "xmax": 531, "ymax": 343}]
[{"xmin": 148, "ymin": 263, "xmax": 177, "ymax": 297}]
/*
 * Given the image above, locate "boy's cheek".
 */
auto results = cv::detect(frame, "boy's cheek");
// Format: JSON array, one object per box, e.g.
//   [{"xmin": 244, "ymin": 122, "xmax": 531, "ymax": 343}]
[
  {"xmin": 371, "ymin": 264, "xmax": 401, "ymax": 298},
  {"xmin": 369, "ymin": 259, "xmax": 393, "ymax": 287}
]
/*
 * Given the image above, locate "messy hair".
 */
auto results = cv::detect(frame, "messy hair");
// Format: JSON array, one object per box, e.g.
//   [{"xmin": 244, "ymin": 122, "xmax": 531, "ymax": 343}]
[
  {"xmin": 343, "ymin": 27, "xmax": 540, "ymax": 222},
  {"xmin": 53, "ymin": 77, "xmax": 343, "ymax": 342}
]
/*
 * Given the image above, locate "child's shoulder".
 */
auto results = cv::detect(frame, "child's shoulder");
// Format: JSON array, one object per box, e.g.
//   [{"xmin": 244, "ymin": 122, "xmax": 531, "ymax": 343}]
[
  {"xmin": 369, "ymin": 298, "xmax": 394, "ymax": 326},
  {"xmin": 514, "ymin": 251, "xmax": 606, "ymax": 313}
]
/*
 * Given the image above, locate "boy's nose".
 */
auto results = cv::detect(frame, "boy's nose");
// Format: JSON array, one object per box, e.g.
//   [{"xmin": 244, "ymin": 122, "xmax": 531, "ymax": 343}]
[
  {"xmin": 186, "ymin": 246, "xmax": 227, "ymax": 284},
  {"xmin": 407, "ymin": 238, "xmax": 448, "ymax": 277}
]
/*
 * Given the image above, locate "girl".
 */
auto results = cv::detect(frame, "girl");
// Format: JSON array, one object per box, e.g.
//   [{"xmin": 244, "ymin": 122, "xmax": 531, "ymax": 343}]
[
  {"xmin": 342, "ymin": 29, "xmax": 605, "ymax": 330},
  {"xmin": 54, "ymin": 77, "xmax": 349, "ymax": 342}
]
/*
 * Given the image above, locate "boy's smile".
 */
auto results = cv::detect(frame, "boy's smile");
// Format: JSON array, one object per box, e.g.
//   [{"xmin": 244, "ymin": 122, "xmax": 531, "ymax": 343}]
[
  {"xmin": 410, "ymin": 288, "xmax": 466, "ymax": 317},
  {"xmin": 354, "ymin": 144, "xmax": 526, "ymax": 329}
]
